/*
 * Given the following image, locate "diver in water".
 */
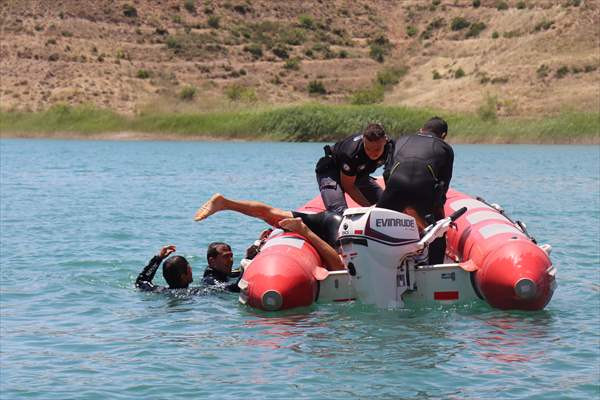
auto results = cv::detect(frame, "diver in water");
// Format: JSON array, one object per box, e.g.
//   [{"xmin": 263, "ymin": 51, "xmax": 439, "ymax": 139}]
[
  {"xmin": 201, "ymin": 242, "xmax": 241, "ymax": 292},
  {"xmin": 316, "ymin": 123, "xmax": 392, "ymax": 215},
  {"xmin": 377, "ymin": 116, "xmax": 454, "ymax": 264},
  {"xmin": 136, "ymin": 242, "xmax": 250, "ymax": 294},
  {"xmin": 193, "ymin": 194, "xmax": 345, "ymax": 271},
  {"xmin": 135, "ymin": 244, "xmax": 195, "ymax": 293}
]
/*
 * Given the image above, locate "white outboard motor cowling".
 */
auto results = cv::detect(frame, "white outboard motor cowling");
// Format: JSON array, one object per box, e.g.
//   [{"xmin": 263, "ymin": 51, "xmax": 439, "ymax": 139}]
[{"xmin": 338, "ymin": 207, "xmax": 421, "ymax": 308}]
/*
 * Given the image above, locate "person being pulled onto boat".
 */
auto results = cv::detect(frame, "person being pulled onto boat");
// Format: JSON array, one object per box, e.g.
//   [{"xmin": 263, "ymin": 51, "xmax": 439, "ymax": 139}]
[
  {"xmin": 377, "ymin": 116, "xmax": 454, "ymax": 264},
  {"xmin": 316, "ymin": 122, "xmax": 392, "ymax": 215},
  {"xmin": 136, "ymin": 241, "xmax": 254, "ymax": 294},
  {"xmin": 194, "ymin": 194, "xmax": 345, "ymax": 271}
]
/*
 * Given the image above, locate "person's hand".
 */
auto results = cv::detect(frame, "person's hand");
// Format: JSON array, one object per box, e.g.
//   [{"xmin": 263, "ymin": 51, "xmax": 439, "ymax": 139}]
[
  {"xmin": 245, "ymin": 243, "xmax": 259, "ymax": 260},
  {"xmin": 259, "ymin": 228, "xmax": 273, "ymax": 241},
  {"xmin": 158, "ymin": 245, "xmax": 176, "ymax": 259},
  {"xmin": 278, "ymin": 217, "xmax": 308, "ymax": 236}
]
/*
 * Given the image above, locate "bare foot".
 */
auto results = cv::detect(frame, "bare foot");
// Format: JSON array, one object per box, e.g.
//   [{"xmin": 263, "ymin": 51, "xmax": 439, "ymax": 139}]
[{"xmin": 194, "ymin": 193, "xmax": 225, "ymax": 221}]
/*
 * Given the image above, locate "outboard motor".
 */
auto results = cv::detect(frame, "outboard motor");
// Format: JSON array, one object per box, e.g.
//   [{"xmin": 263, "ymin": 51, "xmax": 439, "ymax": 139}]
[
  {"xmin": 338, "ymin": 207, "xmax": 468, "ymax": 309},
  {"xmin": 338, "ymin": 207, "xmax": 421, "ymax": 308}
]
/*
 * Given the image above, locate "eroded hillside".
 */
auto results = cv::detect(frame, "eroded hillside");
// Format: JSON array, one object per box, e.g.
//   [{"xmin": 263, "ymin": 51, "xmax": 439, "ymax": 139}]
[{"xmin": 1, "ymin": 0, "xmax": 598, "ymax": 116}]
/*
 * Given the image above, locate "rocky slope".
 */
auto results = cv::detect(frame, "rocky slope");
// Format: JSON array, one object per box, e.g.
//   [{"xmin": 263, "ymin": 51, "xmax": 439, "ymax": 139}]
[{"xmin": 1, "ymin": 0, "xmax": 598, "ymax": 116}]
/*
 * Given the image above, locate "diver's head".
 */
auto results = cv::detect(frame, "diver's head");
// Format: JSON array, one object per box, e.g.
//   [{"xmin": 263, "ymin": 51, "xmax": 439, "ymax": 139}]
[
  {"xmin": 207, "ymin": 242, "xmax": 233, "ymax": 275},
  {"xmin": 421, "ymin": 117, "xmax": 448, "ymax": 140},
  {"xmin": 162, "ymin": 255, "xmax": 193, "ymax": 289},
  {"xmin": 362, "ymin": 123, "xmax": 388, "ymax": 160}
]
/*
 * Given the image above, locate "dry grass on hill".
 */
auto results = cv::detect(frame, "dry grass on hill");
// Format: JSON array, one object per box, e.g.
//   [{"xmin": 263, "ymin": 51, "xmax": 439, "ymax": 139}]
[{"xmin": 1, "ymin": 0, "xmax": 598, "ymax": 116}]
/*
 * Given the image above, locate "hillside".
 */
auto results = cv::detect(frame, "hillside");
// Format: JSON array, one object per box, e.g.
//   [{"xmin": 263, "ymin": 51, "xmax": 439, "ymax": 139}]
[{"xmin": 1, "ymin": 0, "xmax": 599, "ymax": 118}]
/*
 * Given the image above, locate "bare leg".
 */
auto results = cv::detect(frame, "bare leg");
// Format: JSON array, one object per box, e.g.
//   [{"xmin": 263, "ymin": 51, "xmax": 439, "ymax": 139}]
[{"xmin": 194, "ymin": 193, "xmax": 293, "ymax": 227}]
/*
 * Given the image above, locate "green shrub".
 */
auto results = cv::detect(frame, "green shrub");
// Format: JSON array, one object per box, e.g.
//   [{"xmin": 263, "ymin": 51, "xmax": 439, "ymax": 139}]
[
  {"xmin": 307, "ymin": 80, "xmax": 326, "ymax": 95},
  {"xmin": 534, "ymin": 20, "xmax": 554, "ymax": 32},
  {"xmin": 179, "ymin": 85, "xmax": 197, "ymax": 101},
  {"xmin": 454, "ymin": 68, "xmax": 465, "ymax": 79},
  {"xmin": 272, "ymin": 45, "xmax": 289, "ymax": 59},
  {"xmin": 165, "ymin": 36, "xmax": 182, "ymax": 49},
  {"xmin": 503, "ymin": 30, "xmax": 521, "ymax": 38},
  {"xmin": 233, "ymin": 4, "xmax": 251, "ymax": 14},
  {"xmin": 536, "ymin": 64, "xmax": 550, "ymax": 78},
  {"xmin": 299, "ymin": 15, "xmax": 315, "ymax": 30},
  {"xmin": 123, "ymin": 4, "xmax": 138, "ymax": 17},
  {"xmin": 280, "ymin": 28, "xmax": 306, "ymax": 46},
  {"xmin": 207, "ymin": 15, "xmax": 220, "ymax": 29},
  {"xmin": 243, "ymin": 43, "xmax": 262, "ymax": 59},
  {"xmin": 478, "ymin": 93, "xmax": 498, "ymax": 121},
  {"xmin": 492, "ymin": 31, "xmax": 499, "ymax": 39},
  {"xmin": 496, "ymin": 1, "xmax": 509, "ymax": 10},
  {"xmin": 338, "ymin": 50, "xmax": 348, "ymax": 58},
  {"xmin": 472, "ymin": 0, "xmax": 481, "ymax": 7},
  {"xmin": 183, "ymin": 0, "xmax": 196, "ymax": 13},
  {"xmin": 225, "ymin": 84, "xmax": 257, "ymax": 102},
  {"xmin": 420, "ymin": 18, "xmax": 445, "ymax": 40},
  {"xmin": 406, "ymin": 25, "xmax": 417, "ymax": 37},
  {"xmin": 466, "ymin": 22, "xmax": 486, "ymax": 38},
  {"xmin": 555, "ymin": 66, "xmax": 569, "ymax": 78},
  {"xmin": 369, "ymin": 44, "xmax": 386, "ymax": 63},
  {"xmin": 376, "ymin": 66, "xmax": 409, "ymax": 87},
  {"xmin": 284, "ymin": 58, "xmax": 301, "ymax": 70},
  {"xmin": 491, "ymin": 76, "xmax": 509, "ymax": 84},
  {"xmin": 137, "ymin": 69, "xmax": 150, "ymax": 79},
  {"xmin": 584, "ymin": 65, "xmax": 598, "ymax": 73},
  {"xmin": 349, "ymin": 85, "xmax": 384, "ymax": 105},
  {"xmin": 116, "ymin": 49, "xmax": 129, "ymax": 60},
  {"xmin": 516, "ymin": 1, "xmax": 527, "ymax": 9},
  {"xmin": 451, "ymin": 17, "xmax": 470, "ymax": 31},
  {"xmin": 432, "ymin": 70, "xmax": 442, "ymax": 80}
]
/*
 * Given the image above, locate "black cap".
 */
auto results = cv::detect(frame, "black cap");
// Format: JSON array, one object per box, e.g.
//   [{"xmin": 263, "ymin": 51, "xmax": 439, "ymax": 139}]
[{"xmin": 422, "ymin": 117, "xmax": 448, "ymax": 137}]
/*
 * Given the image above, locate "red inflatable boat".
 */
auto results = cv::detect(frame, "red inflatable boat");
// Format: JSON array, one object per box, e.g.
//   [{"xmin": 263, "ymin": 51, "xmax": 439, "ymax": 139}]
[{"xmin": 238, "ymin": 187, "xmax": 556, "ymax": 312}]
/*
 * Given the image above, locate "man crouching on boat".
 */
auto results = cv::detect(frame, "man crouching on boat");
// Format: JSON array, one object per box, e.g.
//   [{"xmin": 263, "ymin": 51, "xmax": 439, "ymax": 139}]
[{"xmin": 194, "ymin": 194, "xmax": 345, "ymax": 271}]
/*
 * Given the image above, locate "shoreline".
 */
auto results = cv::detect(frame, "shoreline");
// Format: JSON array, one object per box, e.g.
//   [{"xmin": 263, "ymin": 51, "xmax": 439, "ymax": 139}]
[
  {"xmin": 1, "ymin": 131, "xmax": 598, "ymax": 144},
  {"xmin": 2, "ymin": 104, "xmax": 598, "ymax": 144}
]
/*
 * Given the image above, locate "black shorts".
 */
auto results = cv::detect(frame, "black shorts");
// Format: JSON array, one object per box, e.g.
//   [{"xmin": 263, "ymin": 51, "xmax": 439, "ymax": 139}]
[
  {"xmin": 377, "ymin": 160, "xmax": 442, "ymax": 219},
  {"xmin": 316, "ymin": 168, "xmax": 383, "ymax": 215},
  {"xmin": 291, "ymin": 210, "xmax": 343, "ymax": 247}
]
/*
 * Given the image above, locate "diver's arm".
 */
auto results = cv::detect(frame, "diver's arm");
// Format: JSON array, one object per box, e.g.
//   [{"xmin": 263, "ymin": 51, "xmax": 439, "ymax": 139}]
[
  {"xmin": 339, "ymin": 172, "xmax": 371, "ymax": 207},
  {"xmin": 136, "ymin": 256, "xmax": 161, "ymax": 290},
  {"xmin": 279, "ymin": 218, "xmax": 345, "ymax": 271},
  {"xmin": 135, "ymin": 245, "xmax": 176, "ymax": 290}
]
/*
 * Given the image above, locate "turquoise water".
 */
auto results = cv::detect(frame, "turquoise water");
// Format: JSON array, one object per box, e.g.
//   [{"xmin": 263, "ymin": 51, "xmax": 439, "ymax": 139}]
[{"xmin": 1, "ymin": 140, "xmax": 598, "ymax": 399}]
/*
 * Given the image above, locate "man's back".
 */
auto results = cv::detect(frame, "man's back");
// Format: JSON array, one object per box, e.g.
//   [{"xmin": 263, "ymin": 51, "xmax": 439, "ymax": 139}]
[{"xmin": 387, "ymin": 133, "xmax": 454, "ymax": 185}]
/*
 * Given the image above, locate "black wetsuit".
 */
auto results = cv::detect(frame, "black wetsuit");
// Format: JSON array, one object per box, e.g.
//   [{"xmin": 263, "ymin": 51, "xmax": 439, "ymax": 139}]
[
  {"xmin": 316, "ymin": 133, "xmax": 392, "ymax": 215},
  {"xmin": 202, "ymin": 267, "xmax": 241, "ymax": 293},
  {"xmin": 378, "ymin": 133, "xmax": 454, "ymax": 264},
  {"xmin": 291, "ymin": 210, "xmax": 343, "ymax": 247},
  {"xmin": 135, "ymin": 256, "xmax": 241, "ymax": 294}
]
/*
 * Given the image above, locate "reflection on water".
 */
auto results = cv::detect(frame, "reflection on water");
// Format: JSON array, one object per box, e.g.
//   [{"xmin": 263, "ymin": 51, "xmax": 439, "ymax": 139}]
[{"xmin": 464, "ymin": 312, "xmax": 556, "ymax": 366}]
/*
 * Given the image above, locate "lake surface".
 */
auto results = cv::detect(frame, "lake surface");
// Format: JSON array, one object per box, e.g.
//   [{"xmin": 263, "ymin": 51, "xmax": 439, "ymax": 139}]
[{"xmin": 1, "ymin": 140, "xmax": 598, "ymax": 399}]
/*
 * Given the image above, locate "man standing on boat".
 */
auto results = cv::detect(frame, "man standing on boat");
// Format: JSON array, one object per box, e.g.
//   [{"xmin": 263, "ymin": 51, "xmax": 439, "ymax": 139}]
[
  {"xmin": 316, "ymin": 123, "xmax": 392, "ymax": 215},
  {"xmin": 377, "ymin": 116, "xmax": 454, "ymax": 264}
]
